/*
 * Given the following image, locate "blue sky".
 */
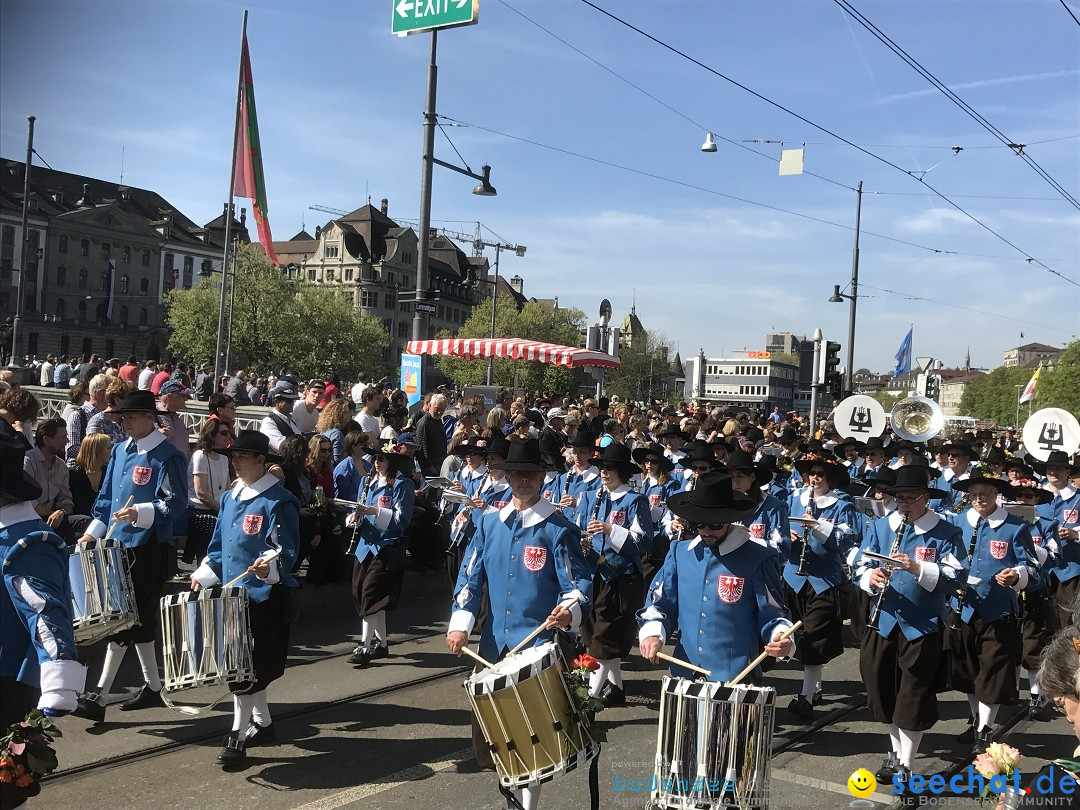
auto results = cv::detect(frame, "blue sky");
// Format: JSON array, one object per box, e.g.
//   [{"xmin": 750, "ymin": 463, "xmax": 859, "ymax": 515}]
[{"xmin": 2, "ymin": 0, "xmax": 1078, "ymax": 373}]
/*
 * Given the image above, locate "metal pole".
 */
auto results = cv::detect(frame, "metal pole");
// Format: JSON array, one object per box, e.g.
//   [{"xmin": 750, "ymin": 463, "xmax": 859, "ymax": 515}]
[
  {"xmin": 224, "ymin": 234, "xmax": 239, "ymax": 374},
  {"xmin": 485, "ymin": 242, "xmax": 500, "ymax": 385},
  {"xmin": 809, "ymin": 327, "xmax": 823, "ymax": 434},
  {"xmin": 412, "ymin": 30, "xmax": 437, "ymax": 345},
  {"xmin": 1015, "ymin": 385, "xmax": 1020, "ymax": 428},
  {"xmin": 214, "ymin": 11, "xmax": 247, "ymax": 385},
  {"xmin": 9, "ymin": 116, "xmax": 35, "ymax": 366},
  {"xmin": 845, "ymin": 181, "xmax": 862, "ymax": 397}
]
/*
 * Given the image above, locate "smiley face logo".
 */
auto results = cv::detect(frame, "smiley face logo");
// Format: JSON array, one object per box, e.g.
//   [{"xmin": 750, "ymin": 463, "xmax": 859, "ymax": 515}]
[{"xmin": 847, "ymin": 768, "xmax": 876, "ymax": 798}]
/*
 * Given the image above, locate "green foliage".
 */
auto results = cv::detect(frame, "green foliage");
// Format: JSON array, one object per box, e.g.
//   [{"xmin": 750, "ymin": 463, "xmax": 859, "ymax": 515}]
[
  {"xmin": 165, "ymin": 244, "xmax": 388, "ymax": 377},
  {"xmin": 432, "ymin": 296, "xmax": 588, "ymax": 394},
  {"xmin": 1036, "ymin": 341, "xmax": 1080, "ymax": 416},
  {"xmin": 604, "ymin": 328, "xmax": 675, "ymax": 404},
  {"xmin": 958, "ymin": 366, "xmax": 1033, "ymax": 425}
]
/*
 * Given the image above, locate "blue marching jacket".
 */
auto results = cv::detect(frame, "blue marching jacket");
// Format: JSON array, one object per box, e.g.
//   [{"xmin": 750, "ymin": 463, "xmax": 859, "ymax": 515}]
[
  {"xmin": 742, "ymin": 492, "xmax": 791, "ymax": 561},
  {"xmin": 192, "ymin": 473, "xmax": 300, "ymax": 602},
  {"xmin": 449, "ymin": 500, "xmax": 593, "ymax": 662},
  {"xmin": 87, "ymin": 430, "xmax": 189, "ymax": 547},
  {"xmin": 555, "ymin": 466, "xmax": 602, "ymax": 524},
  {"xmin": 1039, "ymin": 486, "xmax": 1080, "ymax": 584},
  {"xmin": 1027, "ymin": 515, "xmax": 1060, "ymax": 592},
  {"xmin": 576, "ymin": 485, "xmax": 654, "ymax": 580},
  {"xmin": 1, "ymin": 502, "xmax": 86, "ymax": 710},
  {"xmin": 946, "ymin": 506, "xmax": 1035, "ymax": 623},
  {"xmin": 855, "ymin": 510, "xmax": 965, "ymax": 641},
  {"xmin": 784, "ymin": 488, "xmax": 860, "ymax": 594},
  {"xmin": 348, "ymin": 472, "xmax": 415, "ymax": 563},
  {"xmin": 638, "ymin": 525, "xmax": 792, "ymax": 682}
]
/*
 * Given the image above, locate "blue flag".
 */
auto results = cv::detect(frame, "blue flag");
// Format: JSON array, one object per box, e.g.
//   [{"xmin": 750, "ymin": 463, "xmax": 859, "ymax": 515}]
[{"xmin": 893, "ymin": 328, "xmax": 912, "ymax": 378}]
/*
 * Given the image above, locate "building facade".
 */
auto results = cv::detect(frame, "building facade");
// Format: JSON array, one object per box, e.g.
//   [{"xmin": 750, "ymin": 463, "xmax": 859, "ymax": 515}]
[
  {"xmin": 1003, "ymin": 342, "xmax": 1060, "ymax": 368},
  {"xmin": 940, "ymin": 371, "xmax": 986, "ymax": 417},
  {"xmin": 765, "ymin": 332, "xmax": 805, "ymax": 356},
  {"xmin": 682, "ymin": 351, "xmax": 798, "ymax": 412}
]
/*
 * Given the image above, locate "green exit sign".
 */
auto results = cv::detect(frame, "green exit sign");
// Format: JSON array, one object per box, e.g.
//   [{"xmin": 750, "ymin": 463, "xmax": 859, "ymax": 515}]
[{"xmin": 392, "ymin": 0, "xmax": 479, "ymax": 36}]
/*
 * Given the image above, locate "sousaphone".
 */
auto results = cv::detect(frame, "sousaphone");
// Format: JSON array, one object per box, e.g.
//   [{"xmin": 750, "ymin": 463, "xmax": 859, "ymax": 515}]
[{"xmin": 889, "ymin": 395, "xmax": 945, "ymax": 443}]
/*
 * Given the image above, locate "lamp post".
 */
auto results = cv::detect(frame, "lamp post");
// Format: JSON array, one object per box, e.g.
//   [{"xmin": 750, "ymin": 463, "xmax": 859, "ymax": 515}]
[
  {"xmin": 828, "ymin": 181, "xmax": 863, "ymax": 397},
  {"xmin": 8, "ymin": 116, "xmax": 35, "ymax": 368},
  {"xmin": 1015, "ymin": 384, "xmax": 1022, "ymax": 428},
  {"xmin": 479, "ymin": 240, "xmax": 526, "ymax": 386}
]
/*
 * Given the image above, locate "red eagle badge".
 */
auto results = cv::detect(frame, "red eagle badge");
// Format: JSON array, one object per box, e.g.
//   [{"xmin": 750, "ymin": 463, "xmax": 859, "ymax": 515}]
[
  {"xmin": 748, "ymin": 522, "xmax": 766, "ymax": 539},
  {"xmin": 523, "ymin": 545, "xmax": 547, "ymax": 572},
  {"xmin": 1065, "ymin": 509, "xmax": 1079, "ymax": 525},
  {"xmin": 131, "ymin": 465, "xmax": 152, "ymax": 486},
  {"xmin": 1032, "ymin": 534, "xmax": 1043, "ymax": 546},
  {"xmin": 648, "ymin": 493, "xmax": 662, "ymax": 508},
  {"xmin": 989, "ymin": 540, "xmax": 1009, "ymax": 560},
  {"xmin": 494, "ymin": 500, "xmax": 509, "ymax": 509},
  {"xmin": 717, "ymin": 575, "xmax": 745, "ymax": 604},
  {"xmin": 610, "ymin": 509, "xmax": 626, "ymax": 527},
  {"xmin": 914, "ymin": 546, "xmax": 937, "ymax": 563},
  {"xmin": 242, "ymin": 514, "xmax": 264, "ymax": 535},
  {"xmin": 543, "ymin": 489, "xmax": 553, "ymax": 500},
  {"xmin": 377, "ymin": 495, "xmax": 392, "ymax": 509}
]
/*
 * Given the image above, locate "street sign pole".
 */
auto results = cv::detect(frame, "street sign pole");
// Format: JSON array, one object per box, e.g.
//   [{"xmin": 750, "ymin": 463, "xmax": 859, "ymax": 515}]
[{"xmin": 393, "ymin": 0, "xmax": 478, "ymax": 36}]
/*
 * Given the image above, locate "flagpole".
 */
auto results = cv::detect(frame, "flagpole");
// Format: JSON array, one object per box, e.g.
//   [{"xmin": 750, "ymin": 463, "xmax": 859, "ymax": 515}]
[{"xmin": 214, "ymin": 9, "xmax": 248, "ymax": 386}]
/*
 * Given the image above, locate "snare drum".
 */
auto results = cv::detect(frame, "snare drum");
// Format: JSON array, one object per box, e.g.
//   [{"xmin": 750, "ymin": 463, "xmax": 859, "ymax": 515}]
[
  {"xmin": 160, "ymin": 587, "xmax": 254, "ymax": 713},
  {"xmin": 465, "ymin": 642, "xmax": 600, "ymax": 789},
  {"xmin": 652, "ymin": 677, "xmax": 775, "ymax": 810},
  {"xmin": 68, "ymin": 539, "xmax": 138, "ymax": 644}
]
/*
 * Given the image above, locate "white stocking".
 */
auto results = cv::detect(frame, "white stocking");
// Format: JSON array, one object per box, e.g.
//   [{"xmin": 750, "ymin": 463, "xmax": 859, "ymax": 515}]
[
  {"xmin": 801, "ymin": 664, "xmax": 822, "ymax": 698},
  {"xmin": 966, "ymin": 693, "xmax": 979, "ymax": 722},
  {"xmin": 603, "ymin": 658, "xmax": 622, "ymax": 688},
  {"xmin": 977, "ymin": 702, "xmax": 999, "ymax": 732},
  {"xmin": 232, "ymin": 694, "xmax": 254, "ymax": 741},
  {"xmin": 588, "ymin": 662, "xmax": 609, "ymax": 698},
  {"xmin": 887, "ymin": 723, "xmax": 900, "ymax": 757},
  {"xmin": 368, "ymin": 610, "xmax": 387, "ymax": 645},
  {"xmin": 508, "ymin": 784, "xmax": 542, "ymax": 810},
  {"xmin": 897, "ymin": 728, "xmax": 923, "ymax": 769},
  {"xmin": 1027, "ymin": 668, "xmax": 1041, "ymax": 696},
  {"xmin": 250, "ymin": 690, "xmax": 271, "ymax": 726},
  {"xmin": 134, "ymin": 641, "xmax": 161, "ymax": 691},
  {"xmin": 360, "ymin": 618, "xmax": 373, "ymax": 645},
  {"xmin": 95, "ymin": 642, "xmax": 127, "ymax": 699}
]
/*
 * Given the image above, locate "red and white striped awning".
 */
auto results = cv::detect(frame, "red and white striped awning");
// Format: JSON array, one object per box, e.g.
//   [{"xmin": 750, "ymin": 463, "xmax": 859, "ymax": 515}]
[{"xmin": 405, "ymin": 338, "xmax": 621, "ymax": 369}]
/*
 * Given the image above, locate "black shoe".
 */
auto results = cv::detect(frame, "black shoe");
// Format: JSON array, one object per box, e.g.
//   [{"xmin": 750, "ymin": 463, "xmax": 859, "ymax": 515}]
[
  {"xmin": 1029, "ymin": 695, "xmax": 1053, "ymax": 722},
  {"xmin": 74, "ymin": 693, "xmax": 106, "ymax": 723},
  {"xmin": 348, "ymin": 642, "xmax": 388, "ymax": 667},
  {"xmin": 244, "ymin": 721, "xmax": 277, "ymax": 747},
  {"xmin": 956, "ymin": 719, "xmax": 975, "ymax": 744},
  {"xmin": 367, "ymin": 642, "xmax": 389, "ymax": 661},
  {"xmin": 972, "ymin": 729, "xmax": 991, "ymax": 757},
  {"xmin": 811, "ymin": 688, "xmax": 824, "ymax": 705},
  {"xmin": 119, "ymin": 683, "xmax": 165, "ymax": 711},
  {"xmin": 787, "ymin": 695, "xmax": 814, "ymax": 720},
  {"xmin": 875, "ymin": 753, "xmax": 898, "ymax": 784},
  {"xmin": 217, "ymin": 733, "xmax": 247, "ymax": 766},
  {"xmin": 598, "ymin": 683, "xmax": 626, "ymax": 707}
]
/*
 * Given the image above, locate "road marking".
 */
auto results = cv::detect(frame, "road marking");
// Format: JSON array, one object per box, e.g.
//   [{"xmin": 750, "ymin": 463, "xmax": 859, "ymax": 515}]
[
  {"xmin": 770, "ymin": 768, "xmax": 894, "ymax": 805},
  {"xmin": 292, "ymin": 747, "xmax": 474, "ymax": 809}
]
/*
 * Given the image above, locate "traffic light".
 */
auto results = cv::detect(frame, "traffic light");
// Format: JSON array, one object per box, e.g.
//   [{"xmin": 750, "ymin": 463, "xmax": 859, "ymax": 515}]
[
  {"xmin": 823, "ymin": 341, "xmax": 843, "ymax": 399},
  {"xmin": 924, "ymin": 374, "xmax": 941, "ymax": 401}
]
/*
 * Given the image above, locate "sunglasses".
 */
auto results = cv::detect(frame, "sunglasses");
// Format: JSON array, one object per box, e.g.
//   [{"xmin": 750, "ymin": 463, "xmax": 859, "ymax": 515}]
[
  {"xmin": 686, "ymin": 522, "xmax": 727, "ymax": 532},
  {"xmin": 690, "ymin": 465, "xmax": 714, "ymax": 474},
  {"xmin": 893, "ymin": 493, "xmax": 927, "ymax": 504},
  {"xmin": 599, "ymin": 463, "xmax": 624, "ymax": 472}
]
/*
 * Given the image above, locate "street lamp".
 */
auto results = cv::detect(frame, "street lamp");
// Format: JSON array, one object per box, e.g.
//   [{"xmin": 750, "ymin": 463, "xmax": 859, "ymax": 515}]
[{"xmin": 827, "ymin": 180, "xmax": 863, "ymax": 398}]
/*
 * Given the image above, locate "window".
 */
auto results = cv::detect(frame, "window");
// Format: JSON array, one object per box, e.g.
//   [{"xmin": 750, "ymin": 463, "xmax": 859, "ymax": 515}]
[
  {"xmin": 398, "ymin": 322, "xmax": 409, "ymax": 338},
  {"xmin": 1, "ymin": 226, "xmax": 13, "ymax": 245},
  {"xmin": 77, "ymin": 300, "xmax": 86, "ymax": 321},
  {"xmin": 387, "ymin": 272, "xmax": 395, "ymax": 286},
  {"xmin": 163, "ymin": 253, "xmax": 173, "ymax": 275},
  {"xmin": 183, "ymin": 257, "xmax": 193, "ymax": 288},
  {"xmin": 142, "ymin": 249, "xmax": 151, "ymax": 266},
  {"xmin": 384, "ymin": 293, "xmax": 394, "ymax": 309},
  {"xmin": 139, "ymin": 308, "xmax": 148, "ymax": 326},
  {"xmin": 104, "ymin": 339, "xmax": 114, "ymax": 357},
  {"xmin": 56, "ymin": 298, "xmax": 66, "ymax": 319},
  {"xmin": 58, "ymin": 235, "xmax": 68, "ymax": 253},
  {"xmin": 80, "ymin": 239, "xmax": 89, "ymax": 257},
  {"xmin": 308, "ymin": 268, "xmax": 316, "ymax": 281},
  {"xmin": 56, "ymin": 266, "xmax": 66, "ymax": 285},
  {"xmin": 140, "ymin": 278, "xmax": 149, "ymax": 296},
  {"xmin": 119, "ymin": 274, "xmax": 128, "ymax": 293},
  {"xmin": 122, "ymin": 245, "xmax": 131, "ymax": 263},
  {"xmin": 361, "ymin": 290, "xmax": 377, "ymax": 308},
  {"xmin": 78, "ymin": 268, "xmax": 87, "ymax": 288},
  {"xmin": 327, "ymin": 269, "xmax": 336, "ymax": 283},
  {"xmin": 344, "ymin": 268, "xmax": 353, "ymax": 282},
  {"xmin": 119, "ymin": 306, "xmax": 128, "ymax": 326},
  {"xmin": 325, "ymin": 245, "xmax": 339, "ymax": 258},
  {"xmin": 402, "ymin": 251, "xmax": 412, "ymax": 265},
  {"xmin": 382, "ymin": 318, "xmax": 392, "ymax": 334},
  {"xmin": 99, "ymin": 272, "xmax": 108, "ymax": 290},
  {"xmin": 201, "ymin": 259, "xmax": 212, "ymax": 276},
  {"xmin": 101, "ymin": 242, "xmax": 111, "ymax": 259}
]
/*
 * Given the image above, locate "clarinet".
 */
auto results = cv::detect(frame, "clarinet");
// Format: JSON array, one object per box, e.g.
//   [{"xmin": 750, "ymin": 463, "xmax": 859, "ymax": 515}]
[
  {"xmin": 582, "ymin": 487, "xmax": 606, "ymax": 554},
  {"xmin": 948, "ymin": 517, "xmax": 983, "ymax": 630},
  {"xmin": 556, "ymin": 471, "xmax": 576, "ymax": 513},
  {"xmin": 451, "ymin": 475, "xmax": 488, "ymax": 548},
  {"xmin": 346, "ymin": 474, "xmax": 375, "ymax": 557},
  {"xmin": 796, "ymin": 488, "xmax": 819, "ymax": 577},
  {"xmin": 867, "ymin": 518, "xmax": 907, "ymax": 632},
  {"xmin": 673, "ymin": 475, "xmax": 696, "ymax": 541}
]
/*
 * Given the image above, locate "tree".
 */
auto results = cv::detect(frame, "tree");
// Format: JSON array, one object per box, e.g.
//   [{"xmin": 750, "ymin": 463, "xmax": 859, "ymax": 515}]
[
  {"xmin": 166, "ymin": 244, "xmax": 388, "ymax": 377},
  {"xmin": 958, "ymin": 341, "xmax": 1080, "ymax": 426},
  {"xmin": 1035, "ymin": 340, "xmax": 1080, "ymax": 416},
  {"xmin": 432, "ymin": 296, "xmax": 588, "ymax": 395},
  {"xmin": 604, "ymin": 328, "xmax": 675, "ymax": 404}
]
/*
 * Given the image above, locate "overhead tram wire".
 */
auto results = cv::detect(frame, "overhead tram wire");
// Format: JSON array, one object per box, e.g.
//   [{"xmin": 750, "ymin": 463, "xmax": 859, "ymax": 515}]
[
  {"xmin": 576, "ymin": 0, "xmax": 1080, "ymax": 289},
  {"xmin": 496, "ymin": 0, "xmax": 855, "ymax": 192},
  {"xmin": 832, "ymin": 0, "xmax": 1080, "ymax": 211},
  {"xmin": 439, "ymin": 114, "xmax": 1067, "ymax": 267},
  {"xmin": 1059, "ymin": 0, "xmax": 1080, "ymax": 28}
]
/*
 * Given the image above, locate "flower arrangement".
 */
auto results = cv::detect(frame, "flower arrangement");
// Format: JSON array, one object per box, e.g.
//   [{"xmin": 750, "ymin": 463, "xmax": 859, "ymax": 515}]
[
  {"xmin": 973, "ymin": 742, "xmax": 1022, "ymax": 806},
  {"xmin": 0, "ymin": 709, "xmax": 63, "ymax": 799},
  {"xmin": 564, "ymin": 653, "xmax": 607, "ymax": 743}
]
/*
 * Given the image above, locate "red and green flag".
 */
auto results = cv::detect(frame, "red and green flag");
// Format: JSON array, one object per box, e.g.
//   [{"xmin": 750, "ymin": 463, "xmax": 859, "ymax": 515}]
[{"xmin": 232, "ymin": 32, "xmax": 277, "ymax": 265}]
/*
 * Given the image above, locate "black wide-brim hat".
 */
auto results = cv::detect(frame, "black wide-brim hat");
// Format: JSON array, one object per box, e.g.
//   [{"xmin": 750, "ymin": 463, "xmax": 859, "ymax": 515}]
[
  {"xmin": 655, "ymin": 425, "xmax": 691, "ymax": 443},
  {"xmin": 834, "ymin": 437, "xmax": 866, "ymax": 454},
  {"xmin": 862, "ymin": 436, "xmax": 893, "ymax": 456},
  {"xmin": 682, "ymin": 444, "xmax": 720, "ymax": 469},
  {"xmin": 595, "ymin": 442, "xmax": 639, "ymax": 479},
  {"xmin": 536, "ymin": 432, "xmax": 564, "ymax": 462},
  {"xmin": 1030, "ymin": 450, "xmax": 1080, "ymax": 477},
  {"xmin": 631, "ymin": 442, "xmax": 675, "ymax": 473},
  {"xmin": 457, "ymin": 438, "xmax": 491, "ymax": 457},
  {"xmin": 941, "ymin": 441, "xmax": 975, "ymax": 458},
  {"xmin": 489, "ymin": 437, "xmax": 550, "ymax": 472},
  {"xmin": 221, "ymin": 429, "xmax": 282, "ymax": 463},
  {"xmin": 0, "ymin": 432, "xmax": 43, "ymax": 502},
  {"xmin": 794, "ymin": 453, "xmax": 851, "ymax": 489},
  {"xmin": 722, "ymin": 449, "xmax": 773, "ymax": 489},
  {"xmin": 879, "ymin": 465, "xmax": 948, "ymax": 500},
  {"xmin": 952, "ymin": 474, "xmax": 1013, "ymax": 495},
  {"xmin": 1008, "ymin": 479, "xmax": 1054, "ymax": 504},
  {"xmin": 112, "ymin": 389, "xmax": 158, "ymax": 414},
  {"xmin": 863, "ymin": 467, "xmax": 897, "ymax": 491},
  {"xmin": 667, "ymin": 471, "xmax": 759, "ymax": 525},
  {"xmin": 569, "ymin": 430, "xmax": 598, "ymax": 450},
  {"xmin": 776, "ymin": 428, "xmax": 800, "ymax": 445}
]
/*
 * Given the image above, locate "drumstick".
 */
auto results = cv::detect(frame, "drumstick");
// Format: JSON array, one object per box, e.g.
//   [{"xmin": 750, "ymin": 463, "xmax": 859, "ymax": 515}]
[
  {"xmin": 726, "ymin": 620, "xmax": 803, "ymax": 687},
  {"xmin": 458, "ymin": 645, "xmax": 494, "ymax": 669},
  {"xmin": 656, "ymin": 652, "xmax": 712, "ymax": 677},
  {"xmin": 223, "ymin": 549, "xmax": 282, "ymax": 588},
  {"xmin": 506, "ymin": 594, "xmax": 581, "ymax": 657},
  {"xmin": 104, "ymin": 496, "xmax": 136, "ymax": 539}
]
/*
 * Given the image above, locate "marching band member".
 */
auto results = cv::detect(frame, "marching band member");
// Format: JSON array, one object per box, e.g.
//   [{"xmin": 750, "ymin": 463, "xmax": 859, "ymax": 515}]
[
  {"xmin": 784, "ymin": 453, "xmax": 860, "ymax": 720},
  {"xmin": 446, "ymin": 438, "xmax": 593, "ymax": 808},
  {"xmin": 190, "ymin": 430, "xmax": 300, "ymax": 765},
  {"xmin": 1, "ymin": 432, "xmax": 86, "ymax": 809},
  {"xmin": 854, "ymin": 467, "xmax": 964, "ymax": 787},
  {"xmin": 1009, "ymin": 475, "xmax": 1060, "ymax": 721},
  {"xmin": 556, "ymin": 430, "xmax": 601, "ymax": 522},
  {"xmin": 538, "ymin": 433, "xmax": 566, "ymax": 505},
  {"xmin": 836, "ymin": 438, "xmax": 866, "ymax": 477},
  {"xmin": 75, "ymin": 390, "xmax": 188, "ymax": 723},
  {"xmin": 859, "ymin": 436, "xmax": 892, "ymax": 483},
  {"xmin": 638, "ymin": 471, "xmax": 794, "ymax": 682},
  {"xmin": 576, "ymin": 443, "xmax": 655, "ymax": 705},
  {"xmin": 655, "ymin": 424, "xmax": 690, "ymax": 471},
  {"xmin": 445, "ymin": 437, "xmax": 491, "ymax": 585},
  {"xmin": 1034, "ymin": 451, "xmax": 1080, "ymax": 627},
  {"xmin": 632, "ymin": 443, "xmax": 680, "ymax": 583},
  {"xmin": 945, "ymin": 474, "xmax": 1035, "ymax": 753},
  {"xmin": 345, "ymin": 441, "xmax": 415, "ymax": 667},
  {"xmin": 931, "ymin": 440, "xmax": 975, "ymax": 513},
  {"xmin": 725, "ymin": 449, "xmax": 790, "ymax": 563}
]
